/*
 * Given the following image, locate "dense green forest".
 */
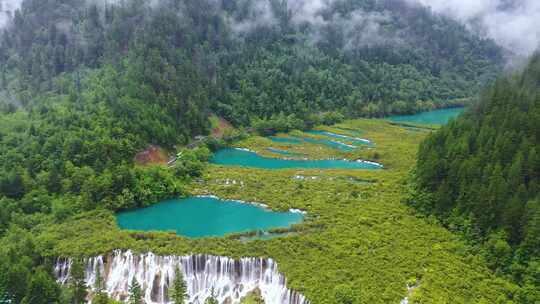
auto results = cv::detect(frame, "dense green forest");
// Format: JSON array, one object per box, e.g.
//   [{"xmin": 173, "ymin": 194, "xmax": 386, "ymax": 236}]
[
  {"xmin": 0, "ymin": 0, "xmax": 506, "ymax": 239},
  {"xmin": 0, "ymin": 0, "xmax": 517, "ymax": 303},
  {"xmin": 1, "ymin": 0, "xmax": 503, "ymax": 123},
  {"xmin": 411, "ymin": 54, "xmax": 540, "ymax": 302}
]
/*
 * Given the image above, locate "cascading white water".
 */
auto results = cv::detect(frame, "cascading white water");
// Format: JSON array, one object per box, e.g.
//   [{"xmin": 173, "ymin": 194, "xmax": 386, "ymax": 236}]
[
  {"xmin": 55, "ymin": 250, "xmax": 308, "ymax": 304},
  {"xmin": 399, "ymin": 283, "xmax": 419, "ymax": 304}
]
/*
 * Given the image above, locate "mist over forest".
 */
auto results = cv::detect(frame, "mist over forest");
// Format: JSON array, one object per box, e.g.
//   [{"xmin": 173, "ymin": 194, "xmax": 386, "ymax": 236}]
[
  {"xmin": 0, "ymin": 1, "xmax": 539, "ymax": 304},
  {"xmin": 2, "ymin": 0, "xmax": 538, "ymax": 59}
]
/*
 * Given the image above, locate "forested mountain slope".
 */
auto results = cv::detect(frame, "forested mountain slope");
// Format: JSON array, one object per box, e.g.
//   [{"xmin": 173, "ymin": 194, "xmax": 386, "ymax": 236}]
[
  {"xmin": 1, "ymin": 0, "xmax": 503, "ymax": 125},
  {"xmin": 0, "ymin": 1, "xmax": 516, "ymax": 303},
  {"xmin": 0, "ymin": 0, "xmax": 507, "ymax": 230},
  {"xmin": 412, "ymin": 54, "xmax": 540, "ymax": 301}
]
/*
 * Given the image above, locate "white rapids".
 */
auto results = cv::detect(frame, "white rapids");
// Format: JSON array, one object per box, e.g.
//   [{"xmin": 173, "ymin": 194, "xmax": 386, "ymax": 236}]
[{"xmin": 54, "ymin": 250, "xmax": 308, "ymax": 304}]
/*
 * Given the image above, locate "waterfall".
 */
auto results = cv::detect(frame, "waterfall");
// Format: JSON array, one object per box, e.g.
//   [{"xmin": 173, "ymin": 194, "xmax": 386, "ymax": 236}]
[
  {"xmin": 399, "ymin": 283, "xmax": 419, "ymax": 304},
  {"xmin": 54, "ymin": 250, "xmax": 309, "ymax": 304}
]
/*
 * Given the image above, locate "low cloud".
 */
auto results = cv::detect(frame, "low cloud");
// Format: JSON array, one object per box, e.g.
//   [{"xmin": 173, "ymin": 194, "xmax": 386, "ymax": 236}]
[
  {"xmin": 406, "ymin": 0, "xmax": 540, "ymax": 58},
  {"xmin": 336, "ymin": 10, "xmax": 399, "ymax": 49},
  {"xmin": 228, "ymin": 0, "xmax": 399, "ymax": 49},
  {"xmin": 227, "ymin": 1, "xmax": 279, "ymax": 35},
  {"xmin": 0, "ymin": 0, "xmax": 22, "ymax": 28},
  {"xmin": 7, "ymin": 0, "xmax": 535, "ymax": 60}
]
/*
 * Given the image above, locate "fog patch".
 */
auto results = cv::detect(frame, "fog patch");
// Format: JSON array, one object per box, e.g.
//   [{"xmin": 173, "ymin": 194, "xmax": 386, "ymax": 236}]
[
  {"xmin": 227, "ymin": 0, "xmax": 401, "ymax": 49},
  {"xmin": 0, "ymin": 0, "xmax": 22, "ymax": 28},
  {"xmin": 405, "ymin": 0, "xmax": 540, "ymax": 60}
]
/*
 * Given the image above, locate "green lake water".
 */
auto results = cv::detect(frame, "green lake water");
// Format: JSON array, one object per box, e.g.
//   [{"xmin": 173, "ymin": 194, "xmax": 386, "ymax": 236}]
[
  {"xmin": 267, "ymin": 147, "xmax": 304, "ymax": 156},
  {"xmin": 335, "ymin": 127, "xmax": 364, "ymax": 136},
  {"xmin": 269, "ymin": 136, "xmax": 302, "ymax": 144},
  {"xmin": 306, "ymin": 130, "xmax": 371, "ymax": 145},
  {"xmin": 388, "ymin": 107, "xmax": 464, "ymax": 125},
  {"xmin": 116, "ymin": 196, "xmax": 304, "ymax": 238},
  {"xmin": 301, "ymin": 137, "xmax": 356, "ymax": 151},
  {"xmin": 210, "ymin": 148, "xmax": 382, "ymax": 169},
  {"xmin": 270, "ymin": 135, "xmax": 355, "ymax": 151}
]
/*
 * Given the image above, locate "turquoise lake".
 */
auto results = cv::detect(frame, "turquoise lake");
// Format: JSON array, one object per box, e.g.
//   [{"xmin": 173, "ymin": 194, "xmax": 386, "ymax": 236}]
[
  {"xmin": 270, "ymin": 132, "xmax": 368, "ymax": 151},
  {"xmin": 301, "ymin": 136, "xmax": 355, "ymax": 151},
  {"xmin": 210, "ymin": 148, "xmax": 382, "ymax": 169},
  {"xmin": 388, "ymin": 107, "xmax": 464, "ymax": 125},
  {"xmin": 269, "ymin": 136, "xmax": 302, "ymax": 144},
  {"xmin": 335, "ymin": 127, "xmax": 363, "ymax": 136},
  {"xmin": 306, "ymin": 130, "xmax": 371, "ymax": 145},
  {"xmin": 271, "ymin": 135, "xmax": 355, "ymax": 151},
  {"xmin": 116, "ymin": 196, "xmax": 304, "ymax": 238},
  {"xmin": 267, "ymin": 147, "xmax": 304, "ymax": 156}
]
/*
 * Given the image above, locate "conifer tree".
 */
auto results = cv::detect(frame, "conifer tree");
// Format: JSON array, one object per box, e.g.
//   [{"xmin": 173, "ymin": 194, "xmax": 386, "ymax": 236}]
[
  {"xmin": 93, "ymin": 267, "xmax": 109, "ymax": 304},
  {"xmin": 204, "ymin": 288, "xmax": 218, "ymax": 304},
  {"xmin": 69, "ymin": 258, "xmax": 88, "ymax": 304},
  {"xmin": 20, "ymin": 268, "xmax": 61, "ymax": 304},
  {"xmin": 169, "ymin": 266, "xmax": 187, "ymax": 304},
  {"xmin": 413, "ymin": 53, "xmax": 540, "ymax": 285},
  {"xmin": 0, "ymin": 281, "xmax": 11, "ymax": 304},
  {"xmin": 128, "ymin": 277, "xmax": 143, "ymax": 304},
  {"xmin": 92, "ymin": 292, "xmax": 111, "ymax": 304},
  {"xmin": 95, "ymin": 267, "xmax": 104, "ymax": 293}
]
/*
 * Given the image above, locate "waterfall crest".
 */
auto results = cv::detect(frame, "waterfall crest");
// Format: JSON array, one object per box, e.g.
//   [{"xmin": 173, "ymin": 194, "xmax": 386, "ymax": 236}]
[{"xmin": 54, "ymin": 250, "xmax": 308, "ymax": 304}]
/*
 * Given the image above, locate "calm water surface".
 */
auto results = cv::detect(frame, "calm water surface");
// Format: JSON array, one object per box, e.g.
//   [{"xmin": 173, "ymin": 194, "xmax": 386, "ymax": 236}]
[
  {"xmin": 210, "ymin": 148, "xmax": 381, "ymax": 169},
  {"xmin": 117, "ymin": 196, "xmax": 304, "ymax": 238},
  {"xmin": 306, "ymin": 130, "xmax": 371, "ymax": 145},
  {"xmin": 388, "ymin": 107, "xmax": 464, "ymax": 125}
]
